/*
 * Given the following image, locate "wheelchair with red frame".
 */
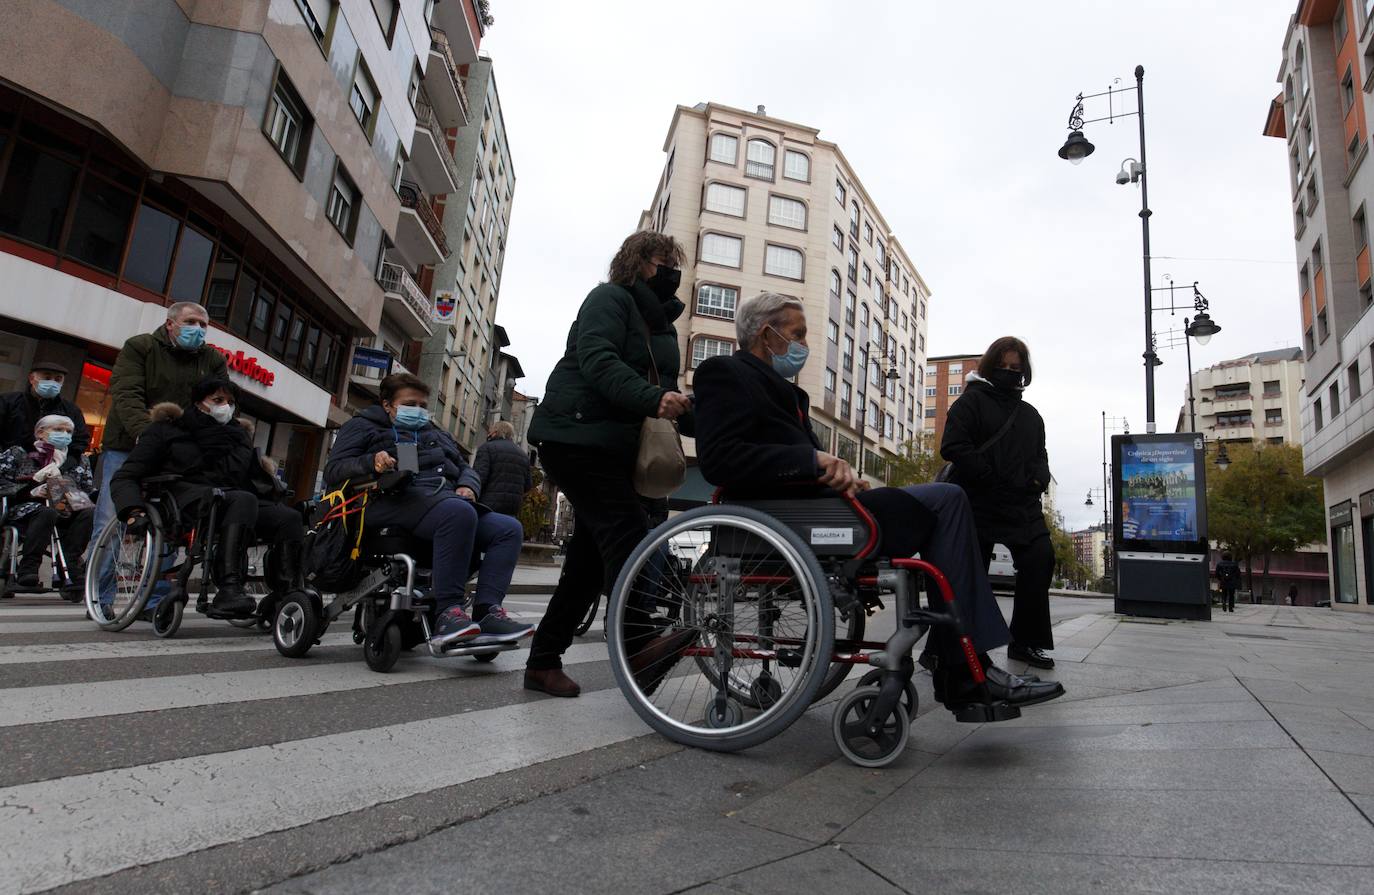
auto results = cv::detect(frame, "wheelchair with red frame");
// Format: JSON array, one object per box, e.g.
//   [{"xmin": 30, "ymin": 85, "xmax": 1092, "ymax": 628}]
[{"xmin": 605, "ymin": 485, "xmax": 1019, "ymax": 768}]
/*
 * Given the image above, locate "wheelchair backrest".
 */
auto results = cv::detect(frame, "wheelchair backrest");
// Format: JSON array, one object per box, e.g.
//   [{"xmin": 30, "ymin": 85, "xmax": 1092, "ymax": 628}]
[{"xmin": 718, "ymin": 496, "xmax": 876, "ymax": 558}]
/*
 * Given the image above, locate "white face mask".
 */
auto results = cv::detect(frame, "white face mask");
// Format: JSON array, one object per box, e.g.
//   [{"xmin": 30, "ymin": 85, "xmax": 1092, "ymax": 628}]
[{"xmin": 206, "ymin": 403, "xmax": 234, "ymax": 425}]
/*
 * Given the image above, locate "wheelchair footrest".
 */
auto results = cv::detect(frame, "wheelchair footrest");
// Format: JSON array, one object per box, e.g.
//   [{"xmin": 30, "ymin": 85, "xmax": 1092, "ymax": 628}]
[
  {"xmin": 951, "ymin": 702, "xmax": 1022, "ymax": 723},
  {"xmin": 437, "ymin": 641, "xmax": 521, "ymax": 658}
]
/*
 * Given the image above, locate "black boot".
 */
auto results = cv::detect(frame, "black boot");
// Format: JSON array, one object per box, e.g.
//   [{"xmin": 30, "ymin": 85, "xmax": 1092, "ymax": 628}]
[
  {"xmin": 15, "ymin": 556, "xmax": 42, "ymax": 589},
  {"xmin": 211, "ymin": 524, "xmax": 256, "ymax": 616},
  {"xmin": 267, "ymin": 540, "xmax": 307, "ymax": 596}
]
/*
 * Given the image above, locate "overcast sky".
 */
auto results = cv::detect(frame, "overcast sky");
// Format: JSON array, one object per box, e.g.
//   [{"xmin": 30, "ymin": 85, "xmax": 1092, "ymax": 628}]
[{"xmin": 483, "ymin": 0, "xmax": 1299, "ymax": 530}]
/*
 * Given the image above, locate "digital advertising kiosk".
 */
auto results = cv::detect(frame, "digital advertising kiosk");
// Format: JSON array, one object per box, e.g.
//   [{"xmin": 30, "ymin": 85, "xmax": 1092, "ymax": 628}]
[{"xmin": 1112, "ymin": 432, "xmax": 1211, "ymax": 621}]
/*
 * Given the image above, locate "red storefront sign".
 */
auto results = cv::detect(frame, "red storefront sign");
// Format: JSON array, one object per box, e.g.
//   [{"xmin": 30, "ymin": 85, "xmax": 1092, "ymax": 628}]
[{"xmin": 209, "ymin": 344, "xmax": 275, "ymax": 387}]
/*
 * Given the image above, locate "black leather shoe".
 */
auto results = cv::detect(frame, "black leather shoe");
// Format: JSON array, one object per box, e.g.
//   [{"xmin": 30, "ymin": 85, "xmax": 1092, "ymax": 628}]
[
  {"xmin": 1007, "ymin": 644, "xmax": 1055, "ymax": 669},
  {"xmin": 942, "ymin": 665, "xmax": 1064, "ymax": 710}
]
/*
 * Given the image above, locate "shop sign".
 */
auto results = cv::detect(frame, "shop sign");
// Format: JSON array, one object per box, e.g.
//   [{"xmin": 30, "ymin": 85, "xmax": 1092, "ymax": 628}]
[
  {"xmin": 209, "ymin": 344, "xmax": 275, "ymax": 387},
  {"xmin": 1329, "ymin": 500, "xmax": 1354, "ymax": 527},
  {"xmin": 352, "ymin": 346, "xmax": 392, "ymax": 371},
  {"xmin": 433, "ymin": 291, "xmax": 457, "ymax": 324}
]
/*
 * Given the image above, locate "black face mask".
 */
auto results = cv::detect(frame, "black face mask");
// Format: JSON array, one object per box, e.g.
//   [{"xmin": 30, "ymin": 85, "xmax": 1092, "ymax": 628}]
[
  {"xmin": 988, "ymin": 368, "xmax": 1024, "ymax": 391},
  {"xmin": 646, "ymin": 264, "xmax": 681, "ymax": 300}
]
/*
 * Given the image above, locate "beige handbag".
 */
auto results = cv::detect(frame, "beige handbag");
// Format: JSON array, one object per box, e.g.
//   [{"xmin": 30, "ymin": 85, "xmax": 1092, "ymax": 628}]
[{"xmin": 632, "ymin": 327, "xmax": 686, "ymax": 499}]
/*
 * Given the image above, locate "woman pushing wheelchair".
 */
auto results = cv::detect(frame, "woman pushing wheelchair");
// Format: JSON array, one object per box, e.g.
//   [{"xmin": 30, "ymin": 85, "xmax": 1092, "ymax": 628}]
[
  {"xmin": 109, "ymin": 377, "xmax": 305, "ymax": 617},
  {"xmin": 323, "ymin": 372, "xmax": 533, "ymax": 649}
]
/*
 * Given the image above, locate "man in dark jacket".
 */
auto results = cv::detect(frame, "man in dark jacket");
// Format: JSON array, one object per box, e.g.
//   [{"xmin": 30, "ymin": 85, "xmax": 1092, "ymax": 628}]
[
  {"xmin": 92, "ymin": 302, "xmax": 228, "ymax": 548},
  {"xmin": 324, "ymin": 373, "xmax": 532, "ymax": 648},
  {"xmin": 1215, "ymin": 553, "xmax": 1242, "ymax": 612},
  {"xmin": 0, "ymin": 360, "xmax": 90, "ymax": 470},
  {"xmin": 694, "ymin": 293, "xmax": 1062, "ymax": 714},
  {"xmin": 472, "ymin": 421, "xmax": 532, "ymax": 517}
]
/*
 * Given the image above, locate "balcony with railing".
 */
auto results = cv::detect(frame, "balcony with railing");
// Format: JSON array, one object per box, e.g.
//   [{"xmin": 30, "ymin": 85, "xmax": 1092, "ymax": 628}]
[
  {"xmin": 395, "ymin": 179, "xmax": 449, "ymax": 268},
  {"xmin": 426, "ymin": 28, "xmax": 472, "ymax": 128},
  {"xmin": 410, "ymin": 92, "xmax": 460, "ymax": 195},
  {"xmin": 378, "ymin": 262, "xmax": 434, "ymax": 339}
]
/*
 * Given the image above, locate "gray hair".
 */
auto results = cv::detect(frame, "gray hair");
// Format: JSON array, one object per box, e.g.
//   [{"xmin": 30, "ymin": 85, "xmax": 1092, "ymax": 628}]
[
  {"xmin": 166, "ymin": 301, "xmax": 208, "ymax": 321},
  {"xmin": 34, "ymin": 414, "xmax": 74, "ymax": 436},
  {"xmin": 488, "ymin": 420, "xmax": 515, "ymax": 439},
  {"xmin": 736, "ymin": 292, "xmax": 805, "ymax": 348}
]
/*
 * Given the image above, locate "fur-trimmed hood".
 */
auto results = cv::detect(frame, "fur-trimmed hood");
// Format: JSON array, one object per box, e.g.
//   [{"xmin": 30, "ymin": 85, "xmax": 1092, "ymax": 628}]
[{"xmin": 149, "ymin": 402, "xmax": 184, "ymax": 423}]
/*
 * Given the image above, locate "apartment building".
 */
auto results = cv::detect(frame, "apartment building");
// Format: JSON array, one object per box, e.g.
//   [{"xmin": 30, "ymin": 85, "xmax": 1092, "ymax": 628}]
[
  {"xmin": 0, "ymin": 0, "xmax": 482, "ymax": 495},
  {"xmin": 640, "ymin": 102, "xmax": 933, "ymax": 492},
  {"xmin": 1072, "ymin": 525, "xmax": 1108, "ymax": 582},
  {"xmin": 1174, "ymin": 348, "xmax": 1306, "ymax": 445},
  {"xmin": 412, "ymin": 55, "xmax": 518, "ymax": 456},
  {"xmin": 921, "ymin": 353, "xmax": 981, "ymax": 445},
  {"xmin": 1263, "ymin": 0, "xmax": 1374, "ymax": 610}
]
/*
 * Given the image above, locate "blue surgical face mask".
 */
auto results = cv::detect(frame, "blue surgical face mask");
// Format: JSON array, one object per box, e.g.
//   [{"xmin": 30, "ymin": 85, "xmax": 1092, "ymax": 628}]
[
  {"xmin": 34, "ymin": 379, "xmax": 62, "ymax": 399},
  {"xmin": 45, "ymin": 431, "xmax": 72, "ymax": 448},
  {"xmin": 766, "ymin": 326, "xmax": 809, "ymax": 379},
  {"xmin": 176, "ymin": 324, "xmax": 207, "ymax": 350},
  {"xmin": 394, "ymin": 405, "xmax": 430, "ymax": 430}
]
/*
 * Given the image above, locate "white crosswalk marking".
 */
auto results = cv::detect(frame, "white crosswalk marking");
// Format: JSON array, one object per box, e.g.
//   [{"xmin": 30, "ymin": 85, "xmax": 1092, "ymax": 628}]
[
  {"xmin": 0, "ymin": 632, "xmax": 356, "ymax": 665},
  {"xmin": 0, "ymin": 687, "xmax": 647, "ymax": 895}
]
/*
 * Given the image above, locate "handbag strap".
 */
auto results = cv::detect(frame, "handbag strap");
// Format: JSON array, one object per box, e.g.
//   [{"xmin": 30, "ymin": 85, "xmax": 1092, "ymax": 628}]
[
  {"xmin": 976, "ymin": 406, "xmax": 1021, "ymax": 454},
  {"xmin": 630, "ymin": 304, "xmax": 662, "ymax": 387}
]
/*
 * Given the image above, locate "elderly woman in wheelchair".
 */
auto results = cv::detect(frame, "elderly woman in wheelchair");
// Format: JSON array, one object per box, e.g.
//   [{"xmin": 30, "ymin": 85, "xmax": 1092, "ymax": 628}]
[
  {"xmin": 0, "ymin": 413, "xmax": 94, "ymax": 596},
  {"xmin": 602, "ymin": 293, "xmax": 1063, "ymax": 767},
  {"xmin": 92, "ymin": 377, "xmax": 306, "ymax": 630},
  {"xmin": 322, "ymin": 372, "xmax": 532, "ymax": 653}
]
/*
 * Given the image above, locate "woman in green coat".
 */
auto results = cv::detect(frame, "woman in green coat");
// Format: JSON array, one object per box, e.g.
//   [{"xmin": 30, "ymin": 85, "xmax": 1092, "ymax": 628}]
[{"xmin": 524, "ymin": 231, "xmax": 695, "ymax": 698}]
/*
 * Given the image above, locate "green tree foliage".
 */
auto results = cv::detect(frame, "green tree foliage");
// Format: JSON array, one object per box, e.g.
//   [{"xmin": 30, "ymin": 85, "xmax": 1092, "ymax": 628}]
[
  {"xmin": 886, "ymin": 431, "xmax": 948, "ymax": 487},
  {"xmin": 1206, "ymin": 443, "xmax": 1324, "ymax": 595},
  {"xmin": 1046, "ymin": 510, "xmax": 1092, "ymax": 590},
  {"xmin": 517, "ymin": 466, "xmax": 551, "ymax": 541}
]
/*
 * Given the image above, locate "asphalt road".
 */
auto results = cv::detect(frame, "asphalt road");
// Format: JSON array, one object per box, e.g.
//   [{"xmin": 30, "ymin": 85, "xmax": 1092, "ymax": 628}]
[{"xmin": 0, "ymin": 590, "xmax": 1109, "ymax": 895}]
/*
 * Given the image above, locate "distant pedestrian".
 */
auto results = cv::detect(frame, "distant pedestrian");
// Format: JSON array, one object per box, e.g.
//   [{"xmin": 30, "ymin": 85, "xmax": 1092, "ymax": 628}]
[
  {"xmin": 1215, "ymin": 553, "xmax": 1241, "ymax": 613},
  {"xmin": 1288, "ymin": 583, "xmax": 1298, "ymax": 607},
  {"xmin": 942, "ymin": 336, "xmax": 1055, "ymax": 670},
  {"xmin": 472, "ymin": 421, "xmax": 533, "ymax": 517}
]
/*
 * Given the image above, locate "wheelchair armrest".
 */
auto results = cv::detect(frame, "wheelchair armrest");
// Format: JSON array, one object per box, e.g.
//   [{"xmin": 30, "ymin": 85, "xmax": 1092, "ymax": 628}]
[{"xmin": 143, "ymin": 474, "xmax": 182, "ymax": 485}]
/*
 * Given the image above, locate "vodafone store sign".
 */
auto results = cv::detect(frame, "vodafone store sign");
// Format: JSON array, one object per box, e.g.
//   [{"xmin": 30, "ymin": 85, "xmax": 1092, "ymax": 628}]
[{"xmin": 209, "ymin": 344, "xmax": 276, "ymax": 387}]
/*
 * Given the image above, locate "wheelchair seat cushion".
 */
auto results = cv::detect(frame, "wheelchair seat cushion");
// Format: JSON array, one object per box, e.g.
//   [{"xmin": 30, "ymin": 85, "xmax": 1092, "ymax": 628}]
[
  {"xmin": 855, "ymin": 487, "xmax": 936, "ymax": 558},
  {"xmin": 361, "ymin": 525, "xmax": 431, "ymax": 564}
]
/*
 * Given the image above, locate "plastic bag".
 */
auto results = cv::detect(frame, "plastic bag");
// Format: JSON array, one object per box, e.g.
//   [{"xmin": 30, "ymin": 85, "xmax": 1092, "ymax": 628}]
[{"xmin": 33, "ymin": 476, "xmax": 94, "ymax": 516}]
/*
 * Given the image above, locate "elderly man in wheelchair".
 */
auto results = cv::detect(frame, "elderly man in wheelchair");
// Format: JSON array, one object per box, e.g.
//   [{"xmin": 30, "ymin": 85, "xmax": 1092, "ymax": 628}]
[{"xmin": 601, "ymin": 293, "xmax": 1062, "ymax": 767}]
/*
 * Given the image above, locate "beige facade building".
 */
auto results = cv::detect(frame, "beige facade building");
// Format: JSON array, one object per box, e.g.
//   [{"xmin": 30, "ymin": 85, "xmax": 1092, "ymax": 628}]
[
  {"xmin": 1264, "ymin": 0, "xmax": 1374, "ymax": 610},
  {"xmin": 640, "ymin": 102, "xmax": 933, "ymax": 487},
  {"xmin": 1174, "ymin": 348, "xmax": 1306, "ymax": 446},
  {"xmin": 1072, "ymin": 525, "xmax": 1108, "ymax": 582}
]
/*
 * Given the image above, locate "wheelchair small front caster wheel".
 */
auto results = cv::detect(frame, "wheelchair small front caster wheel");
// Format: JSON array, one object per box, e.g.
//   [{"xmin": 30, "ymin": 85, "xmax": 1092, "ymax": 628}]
[
  {"xmin": 152, "ymin": 599, "xmax": 183, "ymax": 639},
  {"xmin": 274, "ymin": 592, "xmax": 319, "ymax": 659},
  {"xmin": 473, "ymin": 651, "xmax": 499, "ymax": 663},
  {"xmin": 703, "ymin": 695, "xmax": 744, "ymax": 730},
  {"xmin": 833, "ymin": 685, "xmax": 910, "ymax": 768},
  {"xmin": 363, "ymin": 621, "xmax": 402, "ymax": 673},
  {"xmin": 857, "ymin": 669, "xmax": 919, "ymax": 718},
  {"xmin": 749, "ymin": 675, "xmax": 783, "ymax": 708}
]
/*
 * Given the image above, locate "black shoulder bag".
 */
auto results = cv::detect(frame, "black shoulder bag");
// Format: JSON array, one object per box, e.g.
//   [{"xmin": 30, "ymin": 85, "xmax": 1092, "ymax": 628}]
[{"xmin": 935, "ymin": 406, "xmax": 1021, "ymax": 484}]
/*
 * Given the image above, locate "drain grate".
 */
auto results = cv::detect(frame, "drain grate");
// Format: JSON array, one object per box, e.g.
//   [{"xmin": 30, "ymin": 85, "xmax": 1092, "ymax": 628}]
[{"xmin": 1225, "ymin": 632, "xmax": 1287, "ymax": 640}]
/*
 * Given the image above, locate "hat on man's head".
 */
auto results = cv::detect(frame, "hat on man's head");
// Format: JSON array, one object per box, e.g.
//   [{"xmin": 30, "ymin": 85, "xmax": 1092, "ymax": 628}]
[{"xmin": 30, "ymin": 360, "xmax": 68, "ymax": 375}]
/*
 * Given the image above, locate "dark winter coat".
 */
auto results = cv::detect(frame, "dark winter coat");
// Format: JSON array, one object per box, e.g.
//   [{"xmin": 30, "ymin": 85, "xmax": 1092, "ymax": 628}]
[
  {"xmin": 529, "ymin": 279, "xmax": 695, "ymax": 458},
  {"xmin": 0, "ymin": 445, "xmax": 95, "ymax": 522},
  {"xmin": 472, "ymin": 436, "xmax": 532, "ymax": 516},
  {"xmin": 1215, "ymin": 559, "xmax": 1242, "ymax": 589},
  {"xmin": 110, "ymin": 403, "xmax": 280, "ymax": 516},
  {"xmin": 103, "ymin": 327, "xmax": 229, "ymax": 452},
  {"xmin": 0, "ymin": 390, "xmax": 91, "ymax": 469},
  {"xmin": 940, "ymin": 375, "xmax": 1051, "ymax": 543},
  {"xmin": 324, "ymin": 405, "xmax": 480, "ymax": 516},
  {"xmin": 694, "ymin": 351, "xmax": 822, "ymax": 488}
]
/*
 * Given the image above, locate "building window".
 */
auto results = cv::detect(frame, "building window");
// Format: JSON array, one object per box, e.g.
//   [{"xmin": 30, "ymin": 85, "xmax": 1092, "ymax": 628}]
[
  {"xmin": 1350, "ymin": 361, "xmax": 1363, "ymax": 400},
  {"xmin": 835, "ymin": 180, "xmax": 846, "ymax": 204},
  {"xmin": 847, "ymin": 246, "xmax": 858, "ymax": 283},
  {"xmin": 885, "ymin": 413, "xmax": 894, "ymax": 439},
  {"xmin": 326, "ymin": 165, "xmax": 359, "ymax": 242},
  {"xmin": 842, "ymin": 335, "xmax": 854, "ymax": 371},
  {"xmin": 1314, "ymin": 396, "xmax": 1324, "ymax": 430},
  {"xmin": 701, "ymin": 233, "xmax": 743, "ymax": 268},
  {"xmin": 767, "ymin": 194, "xmax": 807, "ymax": 229},
  {"xmin": 1343, "ymin": 65, "xmax": 1357, "ymax": 114},
  {"xmin": 764, "ymin": 244, "xmax": 804, "ymax": 280},
  {"xmin": 844, "ymin": 290, "xmax": 856, "ymax": 327},
  {"xmin": 168, "ymin": 226, "xmax": 214, "ymax": 303},
  {"xmin": 827, "ymin": 319, "xmax": 839, "ymax": 343},
  {"xmin": 294, "ymin": 0, "xmax": 332, "ymax": 49},
  {"xmin": 691, "ymin": 336, "xmax": 733, "ymax": 368},
  {"xmin": 1358, "ymin": 206, "xmax": 1371, "ymax": 259},
  {"xmin": 264, "ymin": 70, "xmax": 311, "ymax": 175},
  {"xmin": 849, "ymin": 200, "xmax": 860, "ymax": 237},
  {"xmin": 695, "ymin": 283, "xmax": 738, "ymax": 319},
  {"xmin": 1318, "ymin": 307, "xmax": 1330, "ymax": 342},
  {"xmin": 369, "ymin": 0, "xmax": 397, "ymax": 42},
  {"xmin": 745, "ymin": 139, "xmax": 775, "ymax": 179},
  {"xmin": 1329, "ymin": 382, "xmax": 1341, "ymax": 416},
  {"xmin": 1304, "ymin": 326, "xmax": 1315, "ymax": 356},
  {"xmin": 709, "ymin": 132, "xmax": 738, "ymax": 165},
  {"xmin": 1265, "ymin": 408, "xmax": 1284, "ymax": 425},
  {"xmin": 925, "ymin": 407, "xmax": 936, "ymax": 419},
  {"xmin": 829, "ymin": 269, "xmax": 841, "ymax": 297},
  {"xmin": 704, "ymin": 182, "xmax": 747, "ymax": 217},
  {"xmin": 832, "ymin": 225, "xmax": 844, "ymax": 251},
  {"xmin": 1263, "ymin": 379, "xmax": 1282, "ymax": 396},
  {"xmin": 862, "ymin": 263, "xmax": 871, "ymax": 285},
  {"xmin": 948, "ymin": 384, "xmax": 962, "ymax": 396},
  {"xmin": 840, "ymin": 384, "xmax": 852, "ymax": 421},
  {"xmin": 783, "ymin": 149, "xmax": 810, "ymax": 181},
  {"xmin": 349, "ymin": 59, "xmax": 380, "ymax": 135},
  {"xmin": 825, "ymin": 367, "xmax": 837, "ymax": 395}
]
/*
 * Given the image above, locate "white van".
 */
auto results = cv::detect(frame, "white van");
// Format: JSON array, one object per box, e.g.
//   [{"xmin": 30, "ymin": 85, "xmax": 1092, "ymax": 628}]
[{"xmin": 988, "ymin": 543, "xmax": 1017, "ymax": 590}]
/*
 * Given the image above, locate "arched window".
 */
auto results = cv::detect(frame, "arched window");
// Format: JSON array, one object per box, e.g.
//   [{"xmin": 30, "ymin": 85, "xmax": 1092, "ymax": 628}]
[
  {"xmin": 1284, "ymin": 75, "xmax": 1295, "ymax": 126},
  {"xmin": 1296, "ymin": 42, "xmax": 1308, "ymax": 100},
  {"xmin": 745, "ymin": 139, "xmax": 775, "ymax": 179},
  {"xmin": 783, "ymin": 149, "xmax": 810, "ymax": 181}
]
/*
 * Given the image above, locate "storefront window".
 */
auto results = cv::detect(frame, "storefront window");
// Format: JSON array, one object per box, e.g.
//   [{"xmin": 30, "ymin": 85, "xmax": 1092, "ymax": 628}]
[
  {"xmin": 1333, "ymin": 517, "xmax": 1358, "ymax": 603},
  {"xmin": 75, "ymin": 362, "xmax": 112, "ymax": 453},
  {"xmin": 231, "ymin": 268, "xmax": 260, "ymax": 335},
  {"xmin": 206, "ymin": 247, "xmax": 240, "ymax": 323},
  {"xmin": 269, "ymin": 302, "xmax": 293, "ymax": 357},
  {"xmin": 169, "ymin": 226, "xmax": 214, "ymax": 302},
  {"xmin": 65, "ymin": 174, "xmax": 136, "ymax": 272},
  {"xmin": 249, "ymin": 284, "xmax": 275, "ymax": 348},
  {"xmin": 123, "ymin": 203, "xmax": 180, "ymax": 292},
  {"xmin": 0, "ymin": 142, "xmax": 77, "ymax": 249},
  {"xmin": 285, "ymin": 317, "xmax": 304, "ymax": 366}
]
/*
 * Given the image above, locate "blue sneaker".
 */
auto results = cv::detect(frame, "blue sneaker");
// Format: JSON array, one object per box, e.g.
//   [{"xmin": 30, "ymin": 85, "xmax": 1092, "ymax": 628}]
[
  {"xmin": 431, "ymin": 605, "xmax": 480, "ymax": 647},
  {"xmin": 471, "ymin": 605, "xmax": 535, "ymax": 644}
]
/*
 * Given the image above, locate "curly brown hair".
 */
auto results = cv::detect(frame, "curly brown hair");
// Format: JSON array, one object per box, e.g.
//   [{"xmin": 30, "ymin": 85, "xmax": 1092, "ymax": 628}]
[
  {"xmin": 607, "ymin": 231, "xmax": 685, "ymax": 286},
  {"xmin": 976, "ymin": 336, "xmax": 1033, "ymax": 387}
]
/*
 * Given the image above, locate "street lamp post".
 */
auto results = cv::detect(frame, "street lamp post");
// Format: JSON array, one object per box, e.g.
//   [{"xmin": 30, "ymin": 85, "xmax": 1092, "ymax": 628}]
[
  {"xmin": 1060, "ymin": 66, "xmax": 1159, "ymax": 431},
  {"xmin": 1101, "ymin": 412, "xmax": 1129, "ymax": 575},
  {"xmin": 856, "ymin": 342, "xmax": 898, "ymax": 479},
  {"xmin": 1152, "ymin": 278, "xmax": 1222, "ymax": 433}
]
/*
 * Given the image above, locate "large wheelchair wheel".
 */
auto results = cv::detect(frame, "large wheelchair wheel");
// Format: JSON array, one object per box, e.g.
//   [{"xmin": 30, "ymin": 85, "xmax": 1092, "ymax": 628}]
[
  {"xmin": 85, "ymin": 511, "xmax": 164, "ymax": 632},
  {"xmin": 607, "ymin": 505, "xmax": 834, "ymax": 753}
]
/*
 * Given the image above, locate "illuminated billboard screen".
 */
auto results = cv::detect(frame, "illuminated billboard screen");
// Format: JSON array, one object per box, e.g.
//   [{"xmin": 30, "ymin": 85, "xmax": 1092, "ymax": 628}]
[{"xmin": 1112, "ymin": 434, "xmax": 1208, "ymax": 553}]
